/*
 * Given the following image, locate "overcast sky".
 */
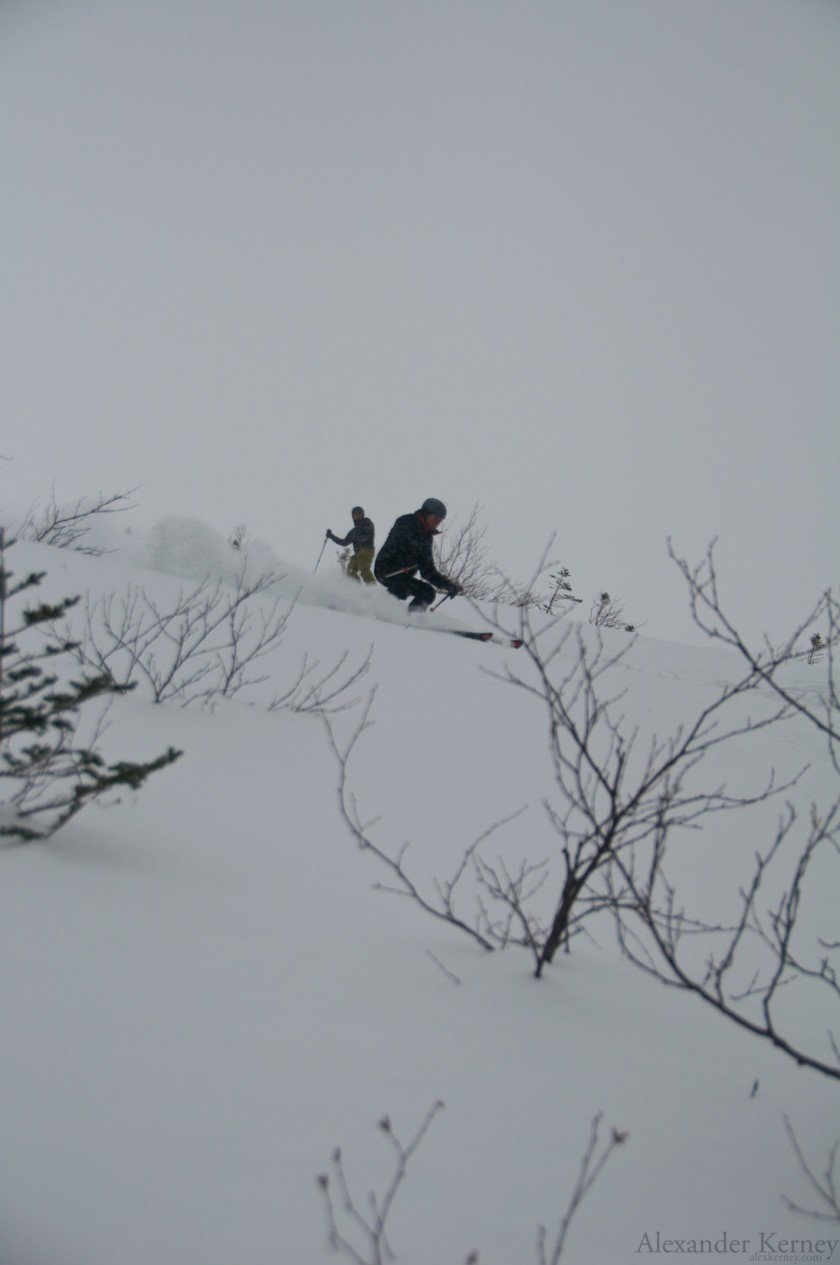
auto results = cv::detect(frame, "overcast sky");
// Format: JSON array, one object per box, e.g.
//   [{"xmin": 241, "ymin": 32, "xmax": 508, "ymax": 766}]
[{"xmin": 3, "ymin": 0, "xmax": 838, "ymax": 644}]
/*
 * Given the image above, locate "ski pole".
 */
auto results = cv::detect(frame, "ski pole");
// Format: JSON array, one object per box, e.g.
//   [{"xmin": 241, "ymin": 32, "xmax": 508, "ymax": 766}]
[
  {"xmin": 313, "ymin": 535, "xmax": 329, "ymax": 575},
  {"xmin": 379, "ymin": 564, "xmax": 418, "ymax": 581},
  {"xmin": 429, "ymin": 592, "xmax": 455, "ymax": 613}
]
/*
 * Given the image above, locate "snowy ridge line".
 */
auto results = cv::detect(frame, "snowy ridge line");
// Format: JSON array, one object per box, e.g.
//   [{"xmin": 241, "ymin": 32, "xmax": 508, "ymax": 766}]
[
  {"xmin": 22, "ymin": 511, "xmax": 523, "ymax": 646},
  {"xmin": 105, "ymin": 515, "xmax": 518, "ymax": 642},
  {"xmin": 19, "ymin": 517, "xmax": 832, "ymax": 681}
]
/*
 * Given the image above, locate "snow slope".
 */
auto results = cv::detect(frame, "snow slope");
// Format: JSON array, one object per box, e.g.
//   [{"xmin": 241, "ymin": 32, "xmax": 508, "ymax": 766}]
[{"xmin": 0, "ymin": 521, "xmax": 836, "ymax": 1265}]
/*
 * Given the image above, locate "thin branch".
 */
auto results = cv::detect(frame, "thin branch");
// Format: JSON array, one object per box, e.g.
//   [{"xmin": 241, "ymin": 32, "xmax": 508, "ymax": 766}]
[
  {"xmin": 317, "ymin": 1102, "xmax": 445, "ymax": 1265},
  {"xmin": 782, "ymin": 1116, "xmax": 840, "ymax": 1222},
  {"xmin": 537, "ymin": 1112, "xmax": 627, "ymax": 1265}
]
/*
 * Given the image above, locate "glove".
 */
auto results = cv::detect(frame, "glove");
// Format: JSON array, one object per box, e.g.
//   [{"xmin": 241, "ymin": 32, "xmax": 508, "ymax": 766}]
[
  {"xmin": 326, "ymin": 530, "xmax": 335, "ymax": 542},
  {"xmin": 444, "ymin": 579, "xmax": 461, "ymax": 598}
]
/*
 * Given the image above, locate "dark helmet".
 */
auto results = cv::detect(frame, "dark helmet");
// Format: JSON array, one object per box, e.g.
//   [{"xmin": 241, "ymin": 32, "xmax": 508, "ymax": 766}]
[
  {"xmin": 351, "ymin": 506, "xmax": 365, "ymax": 517},
  {"xmin": 420, "ymin": 497, "xmax": 447, "ymax": 519}
]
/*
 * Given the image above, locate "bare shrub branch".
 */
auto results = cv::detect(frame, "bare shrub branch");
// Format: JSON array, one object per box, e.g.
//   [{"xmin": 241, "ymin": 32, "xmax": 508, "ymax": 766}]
[
  {"xmin": 325, "ymin": 691, "xmax": 534, "ymax": 954},
  {"xmin": 58, "ymin": 564, "xmax": 371, "ymax": 715},
  {"xmin": 478, "ymin": 598, "xmax": 803, "ymax": 979},
  {"xmin": 317, "ymin": 1105, "xmax": 625, "ymax": 1264},
  {"xmin": 67, "ymin": 570, "xmax": 290, "ymax": 706},
  {"xmin": 782, "ymin": 1115, "xmax": 840, "ymax": 1222},
  {"xmin": 668, "ymin": 541, "xmax": 839, "ymax": 772},
  {"xmin": 437, "ymin": 507, "xmax": 576, "ymax": 609},
  {"xmin": 332, "ymin": 548, "xmax": 839, "ymax": 1080},
  {"xmin": 537, "ymin": 1112, "xmax": 628, "ymax": 1265},
  {"xmin": 317, "ymin": 1101, "xmax": 445, "ymax": 1265},
  {"xmin": 589, "ymin": 591, "xmax": 637, "ymax": 633},
  {"xmin": 14, "ymin": 487, "xmax": 139, "ymax": 555},
  {"xmin": 612, "ymin": 798, "xmax": 840, "ymax": 1079},
  {"xmin": 268, "ymin": 646, "xmax": 373, "ymax": 715}
]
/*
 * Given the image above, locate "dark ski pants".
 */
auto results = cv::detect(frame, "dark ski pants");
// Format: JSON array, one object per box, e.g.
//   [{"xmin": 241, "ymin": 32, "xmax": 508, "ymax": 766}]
[{"xmin": 381, "ymin": 573, "xmax": 436, "ymax": 611}]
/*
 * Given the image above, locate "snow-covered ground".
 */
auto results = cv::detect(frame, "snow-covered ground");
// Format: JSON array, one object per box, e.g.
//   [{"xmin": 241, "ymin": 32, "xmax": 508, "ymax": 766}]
[{"xmin": 0, "ymin": 518, "xmax": 837, "ymax": 1265}]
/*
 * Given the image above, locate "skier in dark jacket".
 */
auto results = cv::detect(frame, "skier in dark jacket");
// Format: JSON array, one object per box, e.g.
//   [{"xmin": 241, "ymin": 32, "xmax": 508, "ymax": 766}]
[
  {"xmin": 373, "ymin": 498, "xmax": 461, "ymax": 612},
  {"xmin": 326, "ymin": 507, "xmax": 376, "ymax": 584}
]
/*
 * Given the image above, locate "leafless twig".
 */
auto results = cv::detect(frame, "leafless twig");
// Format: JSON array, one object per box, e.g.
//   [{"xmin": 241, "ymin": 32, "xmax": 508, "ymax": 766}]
[
  {"xmin": 316, "ymin": 1105, "xmax": 626, "ymax": 1264},
  {"xmin": 782, "ymin": 1115, "xmax": 840, "ymax": 1222},
  {"xmin": 15, "ymin": 487, "xmax": 139, "ymax": 554},
  {"xmin": 325, "ymin": 692, "xmax": 530, "ymax": 954},
  {"xmin": 537, "ymin": 1112, "xmax": 628, "ymax": 1265},
  {"xmin": 317, "ymin": 1102, "xmax": 445, "ymax": 1265}
]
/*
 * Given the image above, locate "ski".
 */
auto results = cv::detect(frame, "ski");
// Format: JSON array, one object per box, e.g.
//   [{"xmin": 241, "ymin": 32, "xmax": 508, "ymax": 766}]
[
  {"xmin": 403, "ymin": 608, "xmax": 523, "ymax": 648},
  {"xmin": 435, "ymin": 628, "xmax": 523, "ymax": 648}
]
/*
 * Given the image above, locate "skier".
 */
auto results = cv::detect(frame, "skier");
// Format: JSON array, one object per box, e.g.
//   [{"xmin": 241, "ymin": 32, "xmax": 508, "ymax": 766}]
[
  {"xmin": 373, "ymin": 498, "xmax": 461, "ymax": 612},
  {"xmin": 326, "ymin": 506, "xmax": 376, "ymax": 584}
]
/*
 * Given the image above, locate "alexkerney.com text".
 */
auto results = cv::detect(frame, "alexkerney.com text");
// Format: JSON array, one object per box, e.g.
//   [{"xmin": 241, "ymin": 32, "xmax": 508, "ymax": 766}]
[{"xmin": 636, "ymin": 1231, "xmax": 838, "ymax": 1257}]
